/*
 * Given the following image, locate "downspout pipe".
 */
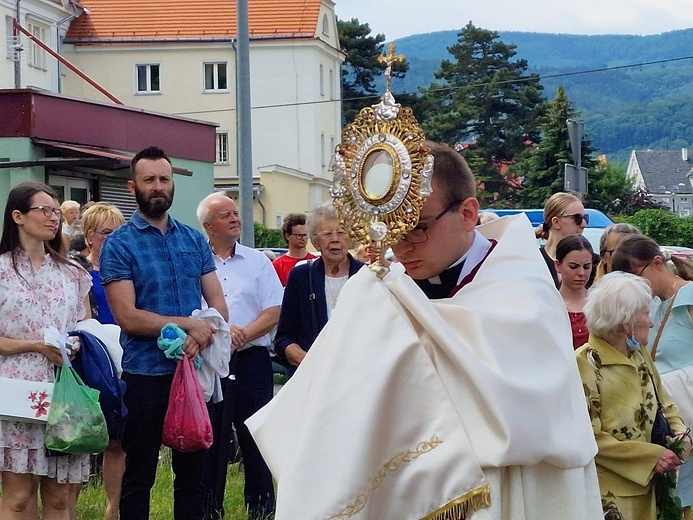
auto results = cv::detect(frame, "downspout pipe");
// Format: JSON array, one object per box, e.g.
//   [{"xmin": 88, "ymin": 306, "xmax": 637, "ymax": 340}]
[{"xmin": 14, "ymin": 0, "xmax": 21, "ymax": 88}]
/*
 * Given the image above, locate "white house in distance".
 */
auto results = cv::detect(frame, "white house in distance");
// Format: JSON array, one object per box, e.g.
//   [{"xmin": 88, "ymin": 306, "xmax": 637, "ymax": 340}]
[
  {"xmin": 0, "ymin": 0, "xmax": 83, "ymax": 92},
  {"xmin": 61, "ymin": 0, "xmax": 344, "ymax": 228},
  {"xmin": 627, "ymin": 148, "xmax": 693, "ymax": 217}
]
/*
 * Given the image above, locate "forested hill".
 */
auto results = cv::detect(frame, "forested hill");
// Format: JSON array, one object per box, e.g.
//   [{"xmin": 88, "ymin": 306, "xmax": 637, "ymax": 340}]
[{"xmin": 392, "ymin": 29, "xmax": 693, "ymax": 162}]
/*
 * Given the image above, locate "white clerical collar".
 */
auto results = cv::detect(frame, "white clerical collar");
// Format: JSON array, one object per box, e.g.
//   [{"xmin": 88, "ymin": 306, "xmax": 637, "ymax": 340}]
[{"xmin": 426, "ymin": 230, "xmax": 492, "ymax": 285}]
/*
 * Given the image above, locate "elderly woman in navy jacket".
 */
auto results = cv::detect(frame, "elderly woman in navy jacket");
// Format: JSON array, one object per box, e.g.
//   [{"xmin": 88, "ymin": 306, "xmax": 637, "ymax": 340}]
[{"xmin": 275, "ymin": 202, "xmax": 364, "ymax": 376}]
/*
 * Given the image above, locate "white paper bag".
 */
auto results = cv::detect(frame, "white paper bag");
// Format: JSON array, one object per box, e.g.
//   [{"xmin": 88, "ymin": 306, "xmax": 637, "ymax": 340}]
[{"xmin": 0, "ymin": 377, "xmax": 54, "ymax": 423}]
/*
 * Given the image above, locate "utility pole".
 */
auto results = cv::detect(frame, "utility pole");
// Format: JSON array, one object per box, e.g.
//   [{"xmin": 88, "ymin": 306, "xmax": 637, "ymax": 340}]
[
  {"xmin": 564, "ymin": 119, "xmax": 587, "ymax": 193},
  {"xmin": 237, "ymin": 0, "xmax": 254, "ymax": 247}
]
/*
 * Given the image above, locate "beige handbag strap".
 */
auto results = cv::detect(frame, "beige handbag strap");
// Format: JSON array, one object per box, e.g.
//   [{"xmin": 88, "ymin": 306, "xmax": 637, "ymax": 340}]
[{"xmin": 651, "ymin": 285, "xmax": 682, "ymax": 360}]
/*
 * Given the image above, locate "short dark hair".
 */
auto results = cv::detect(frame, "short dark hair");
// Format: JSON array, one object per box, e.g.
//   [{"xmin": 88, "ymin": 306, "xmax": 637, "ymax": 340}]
[
  {"xmin": 281, "ymin": 213, "xmax": 307, "ymax": 243},
  {"xmin": 425, "ymin": 141, "xmax": 477, "ymax": 205},
  {"xmin": 556, "ymin": 234, "xmax": 593, "ymax": 262},
  {"xmin": 130, "ymin": 146, "xmax": 171, "ymax": 179}
]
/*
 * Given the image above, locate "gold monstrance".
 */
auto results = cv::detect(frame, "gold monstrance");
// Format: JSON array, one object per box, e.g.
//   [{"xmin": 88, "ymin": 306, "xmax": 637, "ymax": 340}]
[{"xmin": 330, "ymin": 43, "xmax": 433, "ymax": 278}]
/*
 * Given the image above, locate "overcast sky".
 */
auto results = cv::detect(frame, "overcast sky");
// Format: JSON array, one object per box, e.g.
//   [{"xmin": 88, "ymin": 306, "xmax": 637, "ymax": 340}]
[{"xmin": 335, "ymin": 0, "xmax": 693, "ymax": 41}]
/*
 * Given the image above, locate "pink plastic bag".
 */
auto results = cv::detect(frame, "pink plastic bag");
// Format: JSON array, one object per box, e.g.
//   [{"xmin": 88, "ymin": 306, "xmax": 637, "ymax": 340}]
[{"xmin": 162, "ymin": 355, "xmax": 213, "ymax": 452}]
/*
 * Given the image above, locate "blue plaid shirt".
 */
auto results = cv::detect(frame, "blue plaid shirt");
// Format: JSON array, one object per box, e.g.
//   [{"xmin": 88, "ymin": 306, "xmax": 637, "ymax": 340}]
[{"xmin": 100, "ymin": 211, "xmax": 216, "ymax": 375}]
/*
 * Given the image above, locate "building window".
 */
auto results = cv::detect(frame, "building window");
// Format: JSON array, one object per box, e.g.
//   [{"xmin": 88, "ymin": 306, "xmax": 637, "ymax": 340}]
[
  {"xmin": 322, "ymin": 14, "xmax": 329, "ymax": 36},
  {"xmin": 216, "ymin": 133, "xmax": 229, "ymax": 164},
  {"xmin": 27, "ymin": 22, "xmax": 47, "ymax": 70},
  {"xmin": 204, "ymin": 62, "xmax": 228, "ymax": 92},
  {"xmin": 319, "ymin": 64, "xmax": 324, "ymax": 96},
  {"xmin": 329, "ymin": 68, "xmax": 335, "ymax": 100},
  {"xmin": 330, "ymin": 137, "xmax": 335, "ymax": 157},
  {"xmin": 321, "ymin": 133, "xmax": 326, "ymax": 166},
  {"xmin": 136, "ymin": 64, "xmax": 160, "ymax": 93},
  {"xmin": 275, "ymin": 214, "xmax": 283, "ymax": 228}
]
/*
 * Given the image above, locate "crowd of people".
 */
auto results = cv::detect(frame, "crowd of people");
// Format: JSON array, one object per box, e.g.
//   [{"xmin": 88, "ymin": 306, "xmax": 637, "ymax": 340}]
[{"xmin": 0, "ymin": 142, "xmax": 692, "ymax": 520}]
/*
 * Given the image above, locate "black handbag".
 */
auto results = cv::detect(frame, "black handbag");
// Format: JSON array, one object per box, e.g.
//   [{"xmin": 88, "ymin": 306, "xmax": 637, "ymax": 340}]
[
  {"xmin": 651, "ymin": 403, "xmax": 675, "ymax": 447},
  {"xmin": 649, "ymin": 372, "xmax": 674, "ymax": 447}
]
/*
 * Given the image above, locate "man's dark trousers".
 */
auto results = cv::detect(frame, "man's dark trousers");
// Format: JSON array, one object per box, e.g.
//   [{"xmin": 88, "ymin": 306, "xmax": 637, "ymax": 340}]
[
  {"xmin": 204, "ymin": 346, "xmax": 275, "ymax": 518},
  {"xmin": 119, "ymin": 372, "xmax": 208, "ymax": 520}
]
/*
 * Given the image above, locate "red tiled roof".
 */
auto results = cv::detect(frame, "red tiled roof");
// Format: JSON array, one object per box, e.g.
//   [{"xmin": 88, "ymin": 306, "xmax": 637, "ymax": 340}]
[{"xmin": 67, "ymin": 0, "xmax": 323, "ymax": 42}]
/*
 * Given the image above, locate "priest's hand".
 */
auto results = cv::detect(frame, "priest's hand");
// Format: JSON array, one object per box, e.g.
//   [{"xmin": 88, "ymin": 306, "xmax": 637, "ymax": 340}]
[
  {"xmin": 285, "ymin": 343, "xmax": 306, "ymax": 366},
  {"xmin": 654, "ymin": 448, "xmax": 682, "ymax": 474}
]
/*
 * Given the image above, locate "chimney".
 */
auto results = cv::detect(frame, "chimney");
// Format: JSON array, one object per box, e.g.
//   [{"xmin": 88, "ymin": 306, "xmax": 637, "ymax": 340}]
[{"xmin": 684, "ymin": 148, "xmax": 689, "ymax": 162}]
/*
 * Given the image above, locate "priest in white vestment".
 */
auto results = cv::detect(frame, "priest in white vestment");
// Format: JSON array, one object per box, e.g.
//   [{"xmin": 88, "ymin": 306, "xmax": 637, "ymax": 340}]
[{"xmin": 247, "ymin": 142, "xmax": 603, "ymax": 519}]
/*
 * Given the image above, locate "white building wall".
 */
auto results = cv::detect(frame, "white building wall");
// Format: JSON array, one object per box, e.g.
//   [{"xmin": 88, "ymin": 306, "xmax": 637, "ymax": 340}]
[{"xmin": 0, "ymin": 0, "xmax": 76, "ymax": 91}]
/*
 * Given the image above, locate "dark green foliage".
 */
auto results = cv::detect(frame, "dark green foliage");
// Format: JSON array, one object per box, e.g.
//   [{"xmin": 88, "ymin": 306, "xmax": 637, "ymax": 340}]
[
  {"xmin": 337, "ymin": 18, "xmax": 409, "ymax": 125},
  {"xmin": 390, "ymin": 29, "xmax": 693, "ymax": 159},
  {"xmin": 622, "ymin": 210, "xmax": 693, "ymax": 247},
  {"xmin": 517, "ymin": 86, "xmax": 595, "ymax": 207},
  {"xmin": 420, "ymin": 22, "xmax": 546, "ymax": 202},
  {"xmin": 253, "ymin": 222, "xmax": 284, "ymax": 248}
]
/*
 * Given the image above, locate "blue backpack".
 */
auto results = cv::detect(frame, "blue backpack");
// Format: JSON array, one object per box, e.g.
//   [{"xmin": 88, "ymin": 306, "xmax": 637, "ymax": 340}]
[{"xmin": 68, "ymin": 330, "xmax": 127, "ymax": 438}]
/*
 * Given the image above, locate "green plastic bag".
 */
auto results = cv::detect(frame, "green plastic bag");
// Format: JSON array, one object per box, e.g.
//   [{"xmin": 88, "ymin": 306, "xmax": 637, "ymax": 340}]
[{"xmin": 45, "ymin": 360, "xmax": 109, "ymax": 455}]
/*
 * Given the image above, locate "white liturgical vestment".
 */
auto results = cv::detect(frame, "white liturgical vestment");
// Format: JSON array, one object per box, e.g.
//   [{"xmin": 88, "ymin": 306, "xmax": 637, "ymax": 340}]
[{"xmin": 247, "ymin": 215, "xmax": 602, "ymax": 519}]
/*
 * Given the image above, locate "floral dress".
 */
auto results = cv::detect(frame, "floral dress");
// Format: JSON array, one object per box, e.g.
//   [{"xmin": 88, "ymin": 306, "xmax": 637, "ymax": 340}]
[
  {"xmin": 576, "ymin": 334, "xmax": 685, "ymax": 520},
  {"xmin": 0, "ymin": 250, "xmax": 92, "ymax": 483}
]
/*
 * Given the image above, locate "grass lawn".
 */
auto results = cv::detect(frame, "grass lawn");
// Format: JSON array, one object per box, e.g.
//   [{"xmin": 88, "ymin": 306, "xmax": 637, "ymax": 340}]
[{"xmin": 76, "ymin": 449, "xmax": 248, "ymax": 519}]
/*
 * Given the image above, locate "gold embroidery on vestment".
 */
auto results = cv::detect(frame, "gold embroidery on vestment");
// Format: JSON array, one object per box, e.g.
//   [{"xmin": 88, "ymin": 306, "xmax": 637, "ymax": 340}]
[{"xmin": 328, "ymin": 435, "xmax": 444, "ymax": 519}]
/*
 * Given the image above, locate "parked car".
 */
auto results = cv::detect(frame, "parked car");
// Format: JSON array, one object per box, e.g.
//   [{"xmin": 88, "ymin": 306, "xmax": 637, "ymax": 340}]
[{"xmin": 480, "ymin": 208, "xmax": 614, "ymax": 253}]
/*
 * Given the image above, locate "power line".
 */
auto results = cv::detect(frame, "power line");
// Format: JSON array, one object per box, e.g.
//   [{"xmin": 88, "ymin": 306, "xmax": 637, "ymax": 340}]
[{"xmin": 171, "ymin": 54, "xmax": 693, "ymax": 116}]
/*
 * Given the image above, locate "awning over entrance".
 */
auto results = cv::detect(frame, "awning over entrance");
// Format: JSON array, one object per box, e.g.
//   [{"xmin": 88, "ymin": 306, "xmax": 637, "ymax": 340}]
[{"xmin": 0, "ymin": 139, "xmax": 193, "ymax": 176}]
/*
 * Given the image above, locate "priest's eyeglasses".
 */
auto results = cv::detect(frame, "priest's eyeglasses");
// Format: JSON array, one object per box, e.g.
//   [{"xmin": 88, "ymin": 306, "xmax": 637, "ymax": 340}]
[{"xmin": 401, "ymin": 200, "xmax": 462, "ymax": 244}]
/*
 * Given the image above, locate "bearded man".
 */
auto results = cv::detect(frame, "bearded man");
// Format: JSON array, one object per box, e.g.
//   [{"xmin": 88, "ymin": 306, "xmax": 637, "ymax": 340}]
[{"xmin": 100, "ymin": 146, "xmax": 228, "ymax": 520}]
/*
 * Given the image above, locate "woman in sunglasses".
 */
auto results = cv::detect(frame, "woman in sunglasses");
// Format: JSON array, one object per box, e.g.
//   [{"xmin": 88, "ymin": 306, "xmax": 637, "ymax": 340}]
[
  {"xmin": 0, "ymin": 182, "xmax": 92, "ymax": 518},
  {"xmin": 536, "ymin": 192, "xmax": 589, "ymax": 288},
  {"xmin": 613, "ymin": 234, "xmax": 693, "ymax": 519}
]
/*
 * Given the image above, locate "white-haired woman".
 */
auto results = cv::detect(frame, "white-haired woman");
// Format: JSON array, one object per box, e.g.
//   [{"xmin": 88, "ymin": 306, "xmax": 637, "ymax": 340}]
[
  {"xmin": 576, "ymin": 271, "xmax": 690, "ymax": 519},
  {"xmin": 274, "ymin": 202, "xmax": 364, "ymax": 376}
]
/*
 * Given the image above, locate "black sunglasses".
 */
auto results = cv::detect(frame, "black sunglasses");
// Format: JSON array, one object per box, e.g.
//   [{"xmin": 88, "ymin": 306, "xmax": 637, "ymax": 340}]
[{"xmin": 561, "ymin": 213, "xmax": 589, "ymax": 226}]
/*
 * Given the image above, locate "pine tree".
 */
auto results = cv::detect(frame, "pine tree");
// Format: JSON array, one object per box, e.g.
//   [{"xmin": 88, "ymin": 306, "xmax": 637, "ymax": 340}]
[
  {"xmin": 517, "ymin": 85, "xmax": 596, "ymax": 207},
  {"xmin": 421, "ymin": 22, "xmax": 545, "ymax": 202}
]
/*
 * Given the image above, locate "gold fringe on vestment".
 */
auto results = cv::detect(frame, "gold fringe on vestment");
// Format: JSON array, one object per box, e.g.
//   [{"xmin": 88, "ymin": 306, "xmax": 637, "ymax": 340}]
[{"xmin": 420, "ymin": 484, "xmax": 491, "ymax": 520}]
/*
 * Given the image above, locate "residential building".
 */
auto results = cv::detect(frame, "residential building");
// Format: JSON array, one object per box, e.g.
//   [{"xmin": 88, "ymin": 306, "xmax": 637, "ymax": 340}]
[
  {"xmin": 61, "ymin": 0, "xmax": 344, "ymax": 227},
  {"xmin": 1, "ymin": 0, "xmax": 82, "ymax": 92},
  {"xmin": 627, "ymin": 148, "xmax": 693, "ymax": 217}
]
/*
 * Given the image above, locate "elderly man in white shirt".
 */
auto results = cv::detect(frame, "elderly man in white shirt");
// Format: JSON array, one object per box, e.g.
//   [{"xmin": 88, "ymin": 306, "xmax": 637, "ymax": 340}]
[{"xmin": 197, "ymin": 193, "xmax": 283, "ymax": 519}]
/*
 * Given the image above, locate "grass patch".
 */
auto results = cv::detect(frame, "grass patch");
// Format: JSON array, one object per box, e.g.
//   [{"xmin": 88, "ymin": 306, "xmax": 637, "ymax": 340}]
[{"xmin": 75, "ymin": 449, "xmax": 248, "ymax": 519}]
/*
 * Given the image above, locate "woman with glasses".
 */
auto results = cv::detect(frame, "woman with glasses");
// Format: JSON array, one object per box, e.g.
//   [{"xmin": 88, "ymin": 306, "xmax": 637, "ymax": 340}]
[
  {"xmin": 555, "ymin": 234, "xmax": 594, "ymax": 349},
  {"xmin": 0, "ymin": 182, "xmax": 92, "ymax": 519},
  {"xmin": 576, "ymin": 271, "xmax": 690, "ymax": 519},
  {"xmin": 274, "ymin": 202, "xmax": 364, "ymax": 376},
  {"xmin": 594, "ymin": 223, "xmax": 642, "ymax": 282},
  {"xmin": 79, "ymin": 202, "xmax": 126, "ymax": 520},
  {"xmin": 536, "ymin": 192, "xmax": 589, "ymax": 288},
  {"xmin": 613, "ymin": 234, "xmax": 693, "ymax": 519}
]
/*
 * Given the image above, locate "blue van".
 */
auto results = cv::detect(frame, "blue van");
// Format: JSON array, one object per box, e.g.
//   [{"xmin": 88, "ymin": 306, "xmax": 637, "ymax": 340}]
[{"xmin": 481, "ymin": 208, "xmax": 614, "ymax": 252}]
